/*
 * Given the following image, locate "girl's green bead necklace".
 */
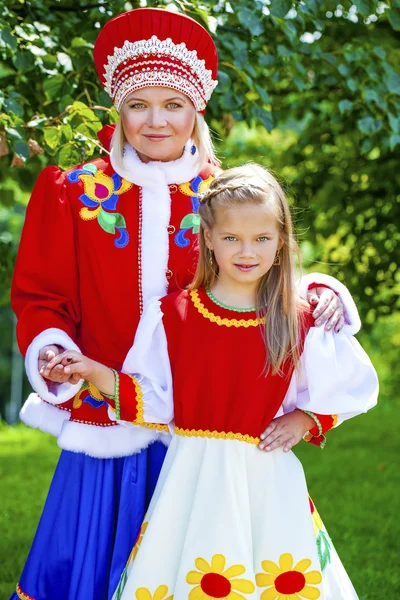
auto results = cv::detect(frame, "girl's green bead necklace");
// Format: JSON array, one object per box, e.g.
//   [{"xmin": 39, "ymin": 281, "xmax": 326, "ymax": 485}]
[{"xmin": 206, "ymin": 288, "xmax": 256, "ymax": 313}]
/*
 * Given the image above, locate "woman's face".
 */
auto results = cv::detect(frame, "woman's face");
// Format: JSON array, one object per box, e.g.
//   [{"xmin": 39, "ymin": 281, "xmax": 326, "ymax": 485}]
[{"xmin": 119, "ymin": 87, "xmax": 196, "ymax": 163}]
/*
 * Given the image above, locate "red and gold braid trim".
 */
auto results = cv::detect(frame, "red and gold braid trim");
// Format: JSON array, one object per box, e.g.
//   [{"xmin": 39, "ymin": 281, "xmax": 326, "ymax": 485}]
[
  {"xmin": 16, "ymin": 584, "xmax": 36, "ymax": 600},
  {"xmin": 174, "ymin": 426, "xmax": 260, "ymax": 445},
  {"xmin": 117, "ymin": 373, "xmax": 169, "ymax": 432},
  {"xmin": 190, "ymin": 289, "xmax": 265, "ymax": 328}
]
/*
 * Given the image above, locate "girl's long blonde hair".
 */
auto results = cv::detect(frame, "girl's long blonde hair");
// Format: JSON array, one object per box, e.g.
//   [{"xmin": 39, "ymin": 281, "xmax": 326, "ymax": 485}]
[
  {"xmin": 110, "ymin": 112, "xmax": 220, "ymax": 171},
  {"xmin": 190, "ymin": 163, "xmax": 307, "ymax": 375}
]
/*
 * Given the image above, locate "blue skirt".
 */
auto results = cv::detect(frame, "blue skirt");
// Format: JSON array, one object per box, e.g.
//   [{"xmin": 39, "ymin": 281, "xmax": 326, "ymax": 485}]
[{"xmin": 10, "ymin": 443, "xmax": 167, "ymax": 600}]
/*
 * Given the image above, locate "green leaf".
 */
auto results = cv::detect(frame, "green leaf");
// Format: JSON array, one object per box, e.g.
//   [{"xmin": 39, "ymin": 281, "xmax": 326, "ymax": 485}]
[
  {"xmin": 237, "ymin": 8, "xmax": 264, "ymax": 35},
  {"xmin": 388, "ymin": 113, "xmax": 400, "ymax": 134},
  {"xmin": 338, "ymin": 64, "xmax": 350, "ymax": 77},
  {"xmin": 27, "ymin": 116, "xmax": 47, "ymax": 129},
  {"xmin": 277, "ymin": 45, "xmax": 292, "ymax": 58},
  {"xmin": 364, "ymin": 89, "xmax": 379, "ymax": 104},
  {"xmin": 352, "ymin": 0, "xmax": 370, "ymax": 16},
  {"xmin": 339, "ymin": 100, "xmax": 353, "ymax": 114},
  {"xmin": 387, "ymin": 9, "xmax": 400, "ymax": 31},
  {"xmin": 390, "ymin": 134, "xmax": 400, "ymax": 150},
  {"xmin": 259, "ymin": 54, "xmax": 275, "ymax": 66},
  {"xmin": 4, "ymin": 98, "xmax": 23, "ymax": 118},
  {"xmin": 5, "ymin": 126, "xmax": 23, "ymax": 141},
  {"xmin": 44, "ymin": 127, "xmax": 62, "ymax": 149},
  {"xmin": 98, "ymin": 209, "xmax": 116, "ymax": 234},
  {"xmin": 0, "ymin": 28, "xmax": 17, "ymax": 51},
  {"xmin": 357, "ymin": 116, "xmax": 383, "ymax": 136},
  {"xmin": 373, "ymin": 47, "xmax": 386, "ymax": 60},
  {"xmin": 217, "ymin": 70, "xmax": 231, "ymax": 92},
  {"xmin": 269, "ymin": 0, "xmax": 292, "ymax": 18},
  {"xmin": 58, "ymin": 144, "xmax": 81, "ymax": 170},
  {"xmin": 251, "ymin": 106, "xmax": 274, "ymax": 132},
  {"xmin": 61, "ymin": 123, "xmax": 73, "ymax": 141},
  {"xmin": 13, "ymin": 50, "xmax": 35, "ymax": 71},
  {"xmin": 255, "ymin": 84, "xmax": 271, "ymax": 104},
  {"xmin": 0, "ymin": 62, "xmax": 14, "ymax": 79},
  {"xmin": 385, "ymin": 71, "xmax": 400, "ymax": 95},
  {"xmin": 14, "ymin": 141, "xmax": 30, "ymax": 161},
  {"xmin": 43, "ymin": 74, "xmax": 65, "ymax": 102}
]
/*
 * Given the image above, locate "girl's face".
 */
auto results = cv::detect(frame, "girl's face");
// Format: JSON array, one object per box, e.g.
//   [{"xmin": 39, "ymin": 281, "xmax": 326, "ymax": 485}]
[
  {"xmin": 119, "ymin": 87, "xmax": 196, "ymax": 163},
  {"xmin": 204, "ymin": 203, "xmax": 282, "ymax": 291}
]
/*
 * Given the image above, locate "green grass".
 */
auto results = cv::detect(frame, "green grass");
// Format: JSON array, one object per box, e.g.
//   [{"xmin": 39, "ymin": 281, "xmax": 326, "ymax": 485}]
[{"xmin": 0, "ymin": 399, "xmax": 399, "ymax": 599}]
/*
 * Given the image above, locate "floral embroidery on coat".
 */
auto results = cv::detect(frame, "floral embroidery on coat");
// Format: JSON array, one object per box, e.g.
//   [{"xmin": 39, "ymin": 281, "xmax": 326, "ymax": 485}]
[
  {"xmin": 174, "ymin": 174, "xmax": 213, "ymax": 248},
  {"xmin": 67, "ymin": 163, "xmax": 133, "ymax": 248}
]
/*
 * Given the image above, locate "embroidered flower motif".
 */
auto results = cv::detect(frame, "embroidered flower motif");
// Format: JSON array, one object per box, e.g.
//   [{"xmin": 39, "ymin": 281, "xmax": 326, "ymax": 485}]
[
  {"xmin": 256, "ymin": 553, "xmax": 322, "ymax": 599},
  {"xmin": 175, "ymin": 174, "xmax": 213, "ymax": 247},
  {"xmin": 73, "ymin": 381, "xmax": 107, "ymax": 409},
  {"xmin": 186, "ymin": 554, "xmax": 255, "ymax": 599},
  {"xmin": 127, "ymin": 521, "xmax": 148, "ymax": 565},
  {"xmin": 67, "ymin": 163, "xmax": 133, "ymax": 248},
  {"xmin": 135, "ymin": 585, "xmax": 173, "ymax": 600},
  {"xmin": 309, "ymin": 497, "xmax": 332, "ymax": 572},
  {"xmin": 114, "ymin": 521, "xmax": 149, "ymax": 600}
]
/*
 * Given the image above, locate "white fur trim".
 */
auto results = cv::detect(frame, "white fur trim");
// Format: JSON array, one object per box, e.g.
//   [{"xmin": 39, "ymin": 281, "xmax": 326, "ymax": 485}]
[
  {"xmin": 57, "ymin": 420, "xmax": 170, "ymax": 459},
  {"xmin": 111, "ymin": 142, "xmax": 200, "ymax": 307},
  {"xmin": 298, "ymin": 273, "xmax": 361, "ymax": 335},
  {"xmin": 19, "ymin": 393, "xmax": 71, "ymax": 437},
  {"xmin": 25, "ymin": 328, "xmax": 83, "ymax": 404},
  {"xmin": 111, "ymin": 141, "xmax": 200, "ymax": 189}
]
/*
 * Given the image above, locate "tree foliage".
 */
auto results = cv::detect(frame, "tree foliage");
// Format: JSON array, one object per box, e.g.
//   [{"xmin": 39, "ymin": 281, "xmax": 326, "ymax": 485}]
[{"xmin": 0, "ymin": 0, "xmax": 399, "ymax": 320}]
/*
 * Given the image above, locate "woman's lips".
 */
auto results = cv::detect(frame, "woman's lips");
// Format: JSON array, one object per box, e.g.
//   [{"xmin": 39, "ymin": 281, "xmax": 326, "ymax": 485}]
[
  {"xmin": 234, "ymin": 264, "xmax": 258, "ymax": 272},
  {"xmin": 143, "ymin": 135, "xmax": 171, "ymax": 142}
]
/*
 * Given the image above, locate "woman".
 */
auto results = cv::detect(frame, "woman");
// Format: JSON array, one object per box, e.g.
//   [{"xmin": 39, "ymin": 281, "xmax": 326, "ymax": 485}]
[{"xmin": 10, "ymin": 8, "xmax": 348, "ymax": 600}]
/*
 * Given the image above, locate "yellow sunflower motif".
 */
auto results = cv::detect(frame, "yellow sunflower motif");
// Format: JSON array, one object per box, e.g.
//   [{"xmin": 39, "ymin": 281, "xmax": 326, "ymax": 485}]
[
  {"xmin": 127, "ymin": 521, "xmax": 148, "ymax": 565},
  {"xmin": 186, "ymin": 553, "xmax": 255, "ymax": 599},
  {"xmin": 135, "ymin": 585, "xmax": 173, "ymax": 600},
  {"xmin": 256, "ymin": 553, "xmax": 322, "ymax": 600}
]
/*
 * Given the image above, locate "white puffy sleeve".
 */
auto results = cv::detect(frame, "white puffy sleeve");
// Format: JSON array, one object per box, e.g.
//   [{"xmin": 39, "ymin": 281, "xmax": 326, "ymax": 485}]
[
  {"xmin": 298, "ymin": 272, "xmax": 361, "ymax": 334},
  {"xmin": 280, "ymin": 324, "xmax": 379, "ymax": 447},
  {"xmin": 106, "ymin": 297, "xmax": 173, "ymax": 432}
]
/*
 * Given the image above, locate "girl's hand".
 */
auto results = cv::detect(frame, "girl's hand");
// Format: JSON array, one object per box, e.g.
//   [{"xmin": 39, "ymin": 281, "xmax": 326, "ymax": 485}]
[
  {"xmin": 258, "ymin": 410, "xmax": 315, "ymax": 453},
  {"xmin": 40, "ymin": 350, "xmax": 115, "ymax": 396},
  {"xmin": 40, "ymin": 350, "xmax": 97, "ymax": 382},
  {"xmin": 308, "ymin": 286, "xmax": 345, "ymax": 333},
  {"xmin": 38, "ymin": 345, "xmax": 80, "ymax": 384}
]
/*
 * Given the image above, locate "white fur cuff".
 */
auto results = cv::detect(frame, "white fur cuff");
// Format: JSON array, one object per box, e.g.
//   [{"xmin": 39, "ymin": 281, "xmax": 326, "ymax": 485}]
[{"xmin": 25, "ymin": 328, "xmax": 83, "ymax": 404}]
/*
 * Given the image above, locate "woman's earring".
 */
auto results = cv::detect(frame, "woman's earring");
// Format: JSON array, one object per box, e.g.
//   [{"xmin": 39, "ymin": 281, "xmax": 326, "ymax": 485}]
[
  {"xmin": 273, "ymin": 251, "xmax": 281, "ymax": 266},
  {"xmin": 209, "ymin": 250, "xmax": 214, "ymax": 267},
  {"xmin": 191, "ymin": 144, "xmax": 197, "ymax": 155}
]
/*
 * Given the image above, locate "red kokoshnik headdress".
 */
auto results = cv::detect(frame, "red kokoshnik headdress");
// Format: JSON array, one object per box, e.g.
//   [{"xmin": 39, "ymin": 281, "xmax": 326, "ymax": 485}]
[{"xmin": 94, "ymin": 7, "xmax": 218, "ymax": 112}]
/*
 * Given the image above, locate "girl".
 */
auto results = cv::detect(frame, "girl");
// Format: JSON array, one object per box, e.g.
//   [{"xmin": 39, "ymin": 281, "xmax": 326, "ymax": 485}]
[{"xmin": 47, "ymin": 164, "xmax": 378, "ymax": 599}]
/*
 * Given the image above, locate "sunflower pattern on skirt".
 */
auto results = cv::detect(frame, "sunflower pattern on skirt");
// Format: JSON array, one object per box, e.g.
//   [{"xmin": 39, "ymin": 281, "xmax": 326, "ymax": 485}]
[
  {"xmin": 135, "ymin": 585, "xmax": 173, "ymax": 600},
  {"xmin": 256, "ymin": 553, "xmax": 322, "ymax": 600},
  {"xmin": 186, "ymin": 554, "xmax": 255, "ymax": 600}
]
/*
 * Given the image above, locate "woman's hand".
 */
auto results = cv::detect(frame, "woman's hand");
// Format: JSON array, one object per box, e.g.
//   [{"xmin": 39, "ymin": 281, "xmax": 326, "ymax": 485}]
[
  {"xmin": 307, "ymin": 286, "xmax": 345, "ymax": 333},
  {"xmin": 41, "ymin": 350, "xmax": 115, "ymax": 396},
  {"xmin": 38, "ymin": 345, "xmax": 81, "ymax": 384},
  {"xmin": 258, "ymin": 410, "xmax": 315, "ymax": 453}
]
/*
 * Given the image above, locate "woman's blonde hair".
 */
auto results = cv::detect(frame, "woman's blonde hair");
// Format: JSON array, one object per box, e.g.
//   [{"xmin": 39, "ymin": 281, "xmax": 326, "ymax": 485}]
[
  {"xmin": 190, "ymin": 163, "xmax": 308, "ymax": 375},
  {"xmin": 110, "ymin": 112, "xmax": 220, "ymax": 170}
]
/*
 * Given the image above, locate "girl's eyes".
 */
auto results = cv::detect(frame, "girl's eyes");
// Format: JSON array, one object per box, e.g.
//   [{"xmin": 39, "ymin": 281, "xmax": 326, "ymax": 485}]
[
  {"xmin": 223, "ymin": 236, "xmax": 270, "ymax": 242},
  {"xmin": 167, "ymin": 102, "xmax": 182, "ymax": 109},
  {"xmin": 128, "ymin": 103, "xmax": 146, "ymax": 109}
]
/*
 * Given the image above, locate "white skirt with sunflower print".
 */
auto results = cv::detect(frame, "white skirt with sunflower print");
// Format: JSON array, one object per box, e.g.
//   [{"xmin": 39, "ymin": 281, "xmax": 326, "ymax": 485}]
[{"xmin": 112, "ymin": 434, "xmax": 359, "ymax": 600}]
